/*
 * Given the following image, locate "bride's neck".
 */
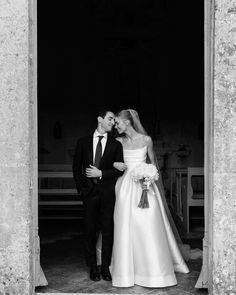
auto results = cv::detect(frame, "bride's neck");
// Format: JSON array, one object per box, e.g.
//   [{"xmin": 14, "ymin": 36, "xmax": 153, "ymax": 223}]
[{"xmin": 125, "ymin": 128, "xmax": 138, "ymax": 141}]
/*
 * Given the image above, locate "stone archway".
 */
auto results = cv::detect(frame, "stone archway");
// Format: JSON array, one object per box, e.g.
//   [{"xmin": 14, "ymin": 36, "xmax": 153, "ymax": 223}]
[{"xmin": 0, "ymin": 0, "xmax": 236, "ymax": 295}]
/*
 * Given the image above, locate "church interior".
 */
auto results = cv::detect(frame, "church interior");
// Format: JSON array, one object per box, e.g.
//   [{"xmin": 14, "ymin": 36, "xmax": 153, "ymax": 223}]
[{"xmin": 36, "ymin": 0, "xmax": 206, "ymax": 293}]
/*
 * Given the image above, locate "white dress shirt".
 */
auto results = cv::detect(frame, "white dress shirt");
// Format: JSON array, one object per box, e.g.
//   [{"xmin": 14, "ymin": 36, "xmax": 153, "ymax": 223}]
[{"xmin": 93, "ymin": 130, "xmax": 108, "ymax": 165}]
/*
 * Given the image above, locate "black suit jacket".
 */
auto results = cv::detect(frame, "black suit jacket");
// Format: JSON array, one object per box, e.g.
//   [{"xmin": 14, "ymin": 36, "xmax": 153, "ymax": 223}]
[{"xmin": 73, "ymin": 134, "xmax": 124, "ymax": 197}]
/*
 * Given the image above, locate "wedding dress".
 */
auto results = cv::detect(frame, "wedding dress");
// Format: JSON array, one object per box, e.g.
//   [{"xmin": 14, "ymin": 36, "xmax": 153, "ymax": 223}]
[
  {"xmin": 110, "ymin": 146, "xmax": 189, "ymax": 287},
  {"xmin": 35, "ymin": 236, "xmax": 48, "ymax": 287},
  {"xmin": 35, "ymin": 263, "xmax": 48, "ymax": 287}
]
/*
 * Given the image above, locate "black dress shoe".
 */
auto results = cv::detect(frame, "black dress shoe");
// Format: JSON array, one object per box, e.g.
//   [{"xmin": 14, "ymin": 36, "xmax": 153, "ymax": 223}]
[
  {"xmin": 90, "ymin": 265, "xmax": 100, "ymax": 281},
  {"xmin": 101, "ymin": 266, "xmax": 112, "ymax": 281}
]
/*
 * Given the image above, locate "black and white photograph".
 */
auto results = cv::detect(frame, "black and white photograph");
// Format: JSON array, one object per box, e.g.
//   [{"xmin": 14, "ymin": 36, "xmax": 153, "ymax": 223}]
[{"xmin": 0, "ymin": 0, "xmax": 236, "ymax": 295}]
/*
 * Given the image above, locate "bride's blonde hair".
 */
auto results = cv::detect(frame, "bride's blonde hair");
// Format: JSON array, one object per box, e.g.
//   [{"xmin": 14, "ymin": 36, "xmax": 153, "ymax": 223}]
[{"xmin": 117, "ymin": 109, "xmax": 147, "ymax": 135}]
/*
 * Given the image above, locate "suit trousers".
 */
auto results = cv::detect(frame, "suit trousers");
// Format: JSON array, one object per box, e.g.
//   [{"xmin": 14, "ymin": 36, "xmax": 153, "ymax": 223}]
[{"xmin": 83, "ymin": 186, "xmax": 115, "ymax": 267}]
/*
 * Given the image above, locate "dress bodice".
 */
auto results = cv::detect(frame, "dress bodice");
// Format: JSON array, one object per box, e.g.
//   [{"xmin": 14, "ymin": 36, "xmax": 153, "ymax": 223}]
[{"xmin": 123, "ymin": 146, "xmax": 147, "ymax": 169}]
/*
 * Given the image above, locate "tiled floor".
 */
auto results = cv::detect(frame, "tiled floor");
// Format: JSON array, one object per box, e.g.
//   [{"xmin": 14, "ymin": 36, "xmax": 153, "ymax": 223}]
[{"xmin": 35, "ymin": 221, "xmax": 207, "ymax": 294}]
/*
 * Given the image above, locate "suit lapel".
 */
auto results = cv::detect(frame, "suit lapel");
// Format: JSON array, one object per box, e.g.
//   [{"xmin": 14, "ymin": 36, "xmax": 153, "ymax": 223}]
[{"xmin": 87, "ymin": 136, "xmax": 94, "ymax": 165}]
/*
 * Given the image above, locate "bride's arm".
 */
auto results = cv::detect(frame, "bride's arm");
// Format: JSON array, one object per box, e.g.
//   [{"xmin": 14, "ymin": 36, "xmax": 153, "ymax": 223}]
[
  {"xmin": 145, "ymin": 136, "xmax": 157, "ymax": 166},
  {"xmin": 113, "ymin": 162, "xmax": 127, "ymax": 171},
  {"xmin": 113, "ymin": 137, "xmax": 127, "ymax": 171}
]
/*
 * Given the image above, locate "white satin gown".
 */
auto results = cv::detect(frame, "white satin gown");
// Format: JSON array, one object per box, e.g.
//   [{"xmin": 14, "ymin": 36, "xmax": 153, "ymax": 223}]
[{"xmin": 110, "ymin": 146, "xmax": 189, "ymax": 288}]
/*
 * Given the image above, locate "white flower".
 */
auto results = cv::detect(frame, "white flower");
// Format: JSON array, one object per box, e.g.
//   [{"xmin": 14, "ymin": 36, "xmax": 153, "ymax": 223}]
[{"xmin": 131, "ymin": 163, "xmax": 159, "ymax": 183}]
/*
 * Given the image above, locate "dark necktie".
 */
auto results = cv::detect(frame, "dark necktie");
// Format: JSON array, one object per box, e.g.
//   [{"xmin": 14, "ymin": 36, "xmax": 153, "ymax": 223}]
[{"xmin": 94, "ymin": 136, "xmax": 104, "ymax": 168}]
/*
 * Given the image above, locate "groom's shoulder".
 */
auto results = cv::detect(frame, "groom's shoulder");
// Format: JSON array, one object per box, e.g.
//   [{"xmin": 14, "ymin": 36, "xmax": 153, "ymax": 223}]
[
  {"xmin": 108, "ymin": 136, "xmax": 122, "ymax": 147},
  {"xmin": 76, "ymin": 134, "xmax": 92, "ymax": 145}
]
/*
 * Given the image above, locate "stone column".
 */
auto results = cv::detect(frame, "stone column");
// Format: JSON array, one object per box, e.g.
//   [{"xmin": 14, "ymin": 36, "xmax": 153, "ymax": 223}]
[
  {"xmin": 211, "ymin": 0, "xmax": 236, "ymax": 293},
  {"xmin": 0, "ymin": 0, "xmax": 36, "ymax": 294}
]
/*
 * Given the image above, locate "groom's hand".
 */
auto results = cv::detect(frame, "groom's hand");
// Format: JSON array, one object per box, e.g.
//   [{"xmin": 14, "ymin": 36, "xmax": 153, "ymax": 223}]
[{"xmin": 86, "ymin": 165, "xmax": 102, "ymax": 178}]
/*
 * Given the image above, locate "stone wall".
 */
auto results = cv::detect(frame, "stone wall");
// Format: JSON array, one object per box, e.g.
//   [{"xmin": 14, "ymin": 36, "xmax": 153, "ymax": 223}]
[
  {"xmin": 0, "ymin": 0, "xmax": 35, "ymax": 294},
  {"xmin": 212, "ymin": 0, "xmax": 236, "ymax": 293}
]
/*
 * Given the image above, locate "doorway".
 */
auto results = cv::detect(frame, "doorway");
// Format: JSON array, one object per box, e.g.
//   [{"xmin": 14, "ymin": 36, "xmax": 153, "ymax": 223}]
[{"xmin": 36, "ymin": 0, "xmax": 206, "ymax": 293}]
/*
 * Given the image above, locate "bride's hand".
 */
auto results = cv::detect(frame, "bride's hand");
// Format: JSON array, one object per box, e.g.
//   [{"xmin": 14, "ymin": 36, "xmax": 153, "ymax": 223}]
[{"xmin": 113, "ymin": 162, "xmax": 127, "ymax": 171}]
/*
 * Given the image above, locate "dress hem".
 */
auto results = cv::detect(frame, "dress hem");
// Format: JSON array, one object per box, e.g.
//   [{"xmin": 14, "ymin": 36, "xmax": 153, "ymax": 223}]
[
  {"xmin": 112, "ymin": 274, "xmax": 177, "ymax": 288},
  {"xmin": 174, "ymin": 263, "xmax": 190, "ymax": 274}
]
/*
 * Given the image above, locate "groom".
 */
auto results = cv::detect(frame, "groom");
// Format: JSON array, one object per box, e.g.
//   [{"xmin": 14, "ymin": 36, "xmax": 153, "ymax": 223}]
[{"xmin": 73, "ymin": 109, "xmax": 124, "ymax": 281}]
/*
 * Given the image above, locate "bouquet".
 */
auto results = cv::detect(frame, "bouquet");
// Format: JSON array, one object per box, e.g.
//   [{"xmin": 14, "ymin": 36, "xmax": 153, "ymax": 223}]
[{"xmin": 131, "ymin": 163, "xmax": 159, "ymax": 208}]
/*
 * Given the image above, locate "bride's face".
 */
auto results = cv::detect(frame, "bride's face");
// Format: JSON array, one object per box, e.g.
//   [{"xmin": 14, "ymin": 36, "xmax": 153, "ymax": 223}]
[{"xmin": 115, "ymin": 117, "xmax": 127, "ymax": 134}]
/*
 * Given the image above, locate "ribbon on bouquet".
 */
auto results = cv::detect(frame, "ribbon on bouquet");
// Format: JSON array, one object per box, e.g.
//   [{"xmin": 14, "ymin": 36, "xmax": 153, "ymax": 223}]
[
  {"xmin": 138, "ymin": 186, "xmax": 149, "ymax": 208},
  {"xmin": 138, "ymin": 181, "xmax": 157, "ymax": 209},
  {"xmin": 131, "ymin": 163, "xmax": 159, "ymax": 209}
]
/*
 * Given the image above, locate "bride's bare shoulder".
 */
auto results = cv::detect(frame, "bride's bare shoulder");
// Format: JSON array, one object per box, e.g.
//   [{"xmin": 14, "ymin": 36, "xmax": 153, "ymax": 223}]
[{"xmin": 143, "ymin": 135, "xmax": 153, "ymax": 146}]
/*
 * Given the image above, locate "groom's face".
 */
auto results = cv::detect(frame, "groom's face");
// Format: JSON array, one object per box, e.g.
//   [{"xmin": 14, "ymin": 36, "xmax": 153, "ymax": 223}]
[{"xmin": 100, "ymin": 111, "xmax": 115, "ymax": 132}]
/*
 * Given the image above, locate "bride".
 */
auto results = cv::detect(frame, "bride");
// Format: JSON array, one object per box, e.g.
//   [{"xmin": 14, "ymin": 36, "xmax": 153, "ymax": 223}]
[{"xmin": 109, "ymin": 109, "xmax": 189, "ymax": 288}]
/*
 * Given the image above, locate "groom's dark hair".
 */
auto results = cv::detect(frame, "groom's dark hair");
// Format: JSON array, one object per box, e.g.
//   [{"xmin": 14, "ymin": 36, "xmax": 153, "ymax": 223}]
[{"xmin": 96, "ymin": 107, "xmax": 113, "ymax": 118}]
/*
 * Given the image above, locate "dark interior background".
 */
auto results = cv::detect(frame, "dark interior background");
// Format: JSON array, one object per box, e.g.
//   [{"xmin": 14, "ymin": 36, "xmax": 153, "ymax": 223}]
[
  {"xmin": 37, "ymin": 0, "xmax": 205, "ymax": 256},
  {"xmin": 38, "ymin": 0, "xmax": 203, "ymax": 116},
  {"xmin": 37, "ymin": 0, "xmax": 204, "ymax": 168}
]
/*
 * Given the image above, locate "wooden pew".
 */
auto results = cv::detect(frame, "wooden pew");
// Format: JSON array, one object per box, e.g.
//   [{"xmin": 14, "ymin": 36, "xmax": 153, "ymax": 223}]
[{"xmin": 38, "ymin": 164, "xmax": 83, "ymax": 220}]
